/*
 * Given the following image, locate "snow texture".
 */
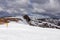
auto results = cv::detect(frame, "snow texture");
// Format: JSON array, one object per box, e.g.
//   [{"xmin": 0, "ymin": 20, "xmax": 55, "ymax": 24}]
[{"xmin": 0, "ymin": 22, "xmax": 60, "ymax": 40}]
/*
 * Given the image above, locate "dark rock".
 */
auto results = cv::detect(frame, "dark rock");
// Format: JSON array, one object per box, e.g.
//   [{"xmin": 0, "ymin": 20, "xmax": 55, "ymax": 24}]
[
  {"xmin": 58, "ymin": 21, "xmax": 60, "ymax": 26},
  {"xmin": 23, "ymin": 15, "xmax": 31, "ymax": 22}
]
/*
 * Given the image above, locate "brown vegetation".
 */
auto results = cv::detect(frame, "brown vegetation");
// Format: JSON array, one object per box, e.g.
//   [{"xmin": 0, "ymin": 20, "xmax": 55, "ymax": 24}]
[
  {"xmin": 0, "ymin": 18, "xmax": 9, "ymax": 24},
  {"xmin": 0, "ymin": 17, "xmax": 20, "ymax": 24}
]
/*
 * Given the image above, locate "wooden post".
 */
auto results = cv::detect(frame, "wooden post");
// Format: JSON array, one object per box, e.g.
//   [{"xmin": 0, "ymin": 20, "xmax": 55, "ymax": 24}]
[{"xmin": 6, "ymin": 23, "xmax": 8, "ymax": 27}]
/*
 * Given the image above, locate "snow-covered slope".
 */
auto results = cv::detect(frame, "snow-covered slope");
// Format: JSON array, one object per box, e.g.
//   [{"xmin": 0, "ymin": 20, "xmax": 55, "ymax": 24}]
[
  {"xmin": 0, "ymin": 15, "xmax": 60, "ymax": 29},
  {"xmin": 0, "ymin": 22, "xmax": 60, "ymax": 40}
]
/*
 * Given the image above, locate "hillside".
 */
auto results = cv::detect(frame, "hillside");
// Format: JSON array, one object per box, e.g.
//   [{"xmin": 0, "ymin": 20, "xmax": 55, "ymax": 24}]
[{"xmin": 0, "ymin": 15, "xmax": 60, "ymax": 29}]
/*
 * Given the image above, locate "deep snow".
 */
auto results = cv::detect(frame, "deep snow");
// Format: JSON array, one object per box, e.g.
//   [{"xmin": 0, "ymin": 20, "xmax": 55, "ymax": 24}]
[{"xmin": 0, "ymin": 22, "xmax": 60, "ymax": 40}]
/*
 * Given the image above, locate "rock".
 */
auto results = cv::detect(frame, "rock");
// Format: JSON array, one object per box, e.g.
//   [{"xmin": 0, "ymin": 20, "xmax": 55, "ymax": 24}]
[
  {"xmin": 57, "ymin": 21, "xmax": 60, "ymax": 26},
  {"xmin": 23, "ymin": 15, "xmax": 31, "ymax": 22}
]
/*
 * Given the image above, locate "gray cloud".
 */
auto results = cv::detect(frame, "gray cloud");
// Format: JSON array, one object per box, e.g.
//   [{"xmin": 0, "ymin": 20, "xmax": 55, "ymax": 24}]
[
  {"xmin": 0, "ymin": 0, "xmax": 60, "ymax": 18},
  {"xmin": 30, "ymin": 0, "xmax": 49, "ymax": 4},
  {"xmin": 30, "ymin": 0, "xmax": 60, "ymax": 12}
]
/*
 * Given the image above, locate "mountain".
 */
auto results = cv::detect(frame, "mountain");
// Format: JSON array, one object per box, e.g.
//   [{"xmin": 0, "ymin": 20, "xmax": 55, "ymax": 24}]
[{"xmin": 0, "ymin": 14, "xmax": 60, "ymax": 29}]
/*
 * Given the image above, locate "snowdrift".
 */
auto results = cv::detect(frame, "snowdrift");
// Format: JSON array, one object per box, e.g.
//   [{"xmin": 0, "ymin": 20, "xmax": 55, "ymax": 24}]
[{"xmin": 0, "ymin": 22, "xmax": 60, "ymax": 40}]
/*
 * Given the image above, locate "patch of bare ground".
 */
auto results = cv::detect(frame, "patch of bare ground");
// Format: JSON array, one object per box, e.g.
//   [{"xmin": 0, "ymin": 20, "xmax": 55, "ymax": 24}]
[{"xmin": 0, "ymin": 17, "xmax": 22, "ymax": 24}]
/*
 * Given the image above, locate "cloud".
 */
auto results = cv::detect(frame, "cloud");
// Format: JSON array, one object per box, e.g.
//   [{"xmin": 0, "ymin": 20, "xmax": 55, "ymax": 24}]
[
  {"xmin": 0, "ymin": 0, "xmax": 29, "ymax": 14},
  {"xmin": 30, "ymin": 0, "xmax": 60, "ymax": 13},
  {"xmin": 30, "ymin": 0, "xmax": 49, "ymax": 4},
  {"xmin": 0, "ymin": 0, "xmax": 60, "ymax": 17},
  {"xmin": 0, "ymin": 7, "xmax": 3, "ymax": 11}
]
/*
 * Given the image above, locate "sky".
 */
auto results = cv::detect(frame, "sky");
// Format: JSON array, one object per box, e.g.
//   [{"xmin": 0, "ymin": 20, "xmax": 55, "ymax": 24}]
[{"xmin": 0, "ymin": 0, "xmax": 60, "ymax": 18}]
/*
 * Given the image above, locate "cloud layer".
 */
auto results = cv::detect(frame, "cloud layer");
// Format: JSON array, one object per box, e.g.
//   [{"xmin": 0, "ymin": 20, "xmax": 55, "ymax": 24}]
[{"xmin": 0, "ymin": 0, "xmax": 60, "ymax": 17}]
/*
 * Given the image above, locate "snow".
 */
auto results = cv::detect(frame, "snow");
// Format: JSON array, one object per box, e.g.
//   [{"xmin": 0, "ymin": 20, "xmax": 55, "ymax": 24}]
[
  {"xmin": 0, "ymin": 22, "xmax": 60, "ymax": 40},
  {"xmin": 29, "ymin": 14, "xmax": 50, "ymax": 20},
  {"xmin": 6, "ymin": 16, "xmax": 29, "ymax": 25}
]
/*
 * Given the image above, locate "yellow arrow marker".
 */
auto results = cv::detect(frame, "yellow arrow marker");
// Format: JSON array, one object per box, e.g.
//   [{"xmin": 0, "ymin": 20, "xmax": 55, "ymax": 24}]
[{"xmin": 6, "ymin": 23, "xmax": 8, "ymax": 28}]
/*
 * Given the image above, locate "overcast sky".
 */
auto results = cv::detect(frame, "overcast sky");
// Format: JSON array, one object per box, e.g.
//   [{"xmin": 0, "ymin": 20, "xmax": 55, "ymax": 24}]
[{"xmin": 0, "ymin": 0, "xmax": 60, "ymax": 16}]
